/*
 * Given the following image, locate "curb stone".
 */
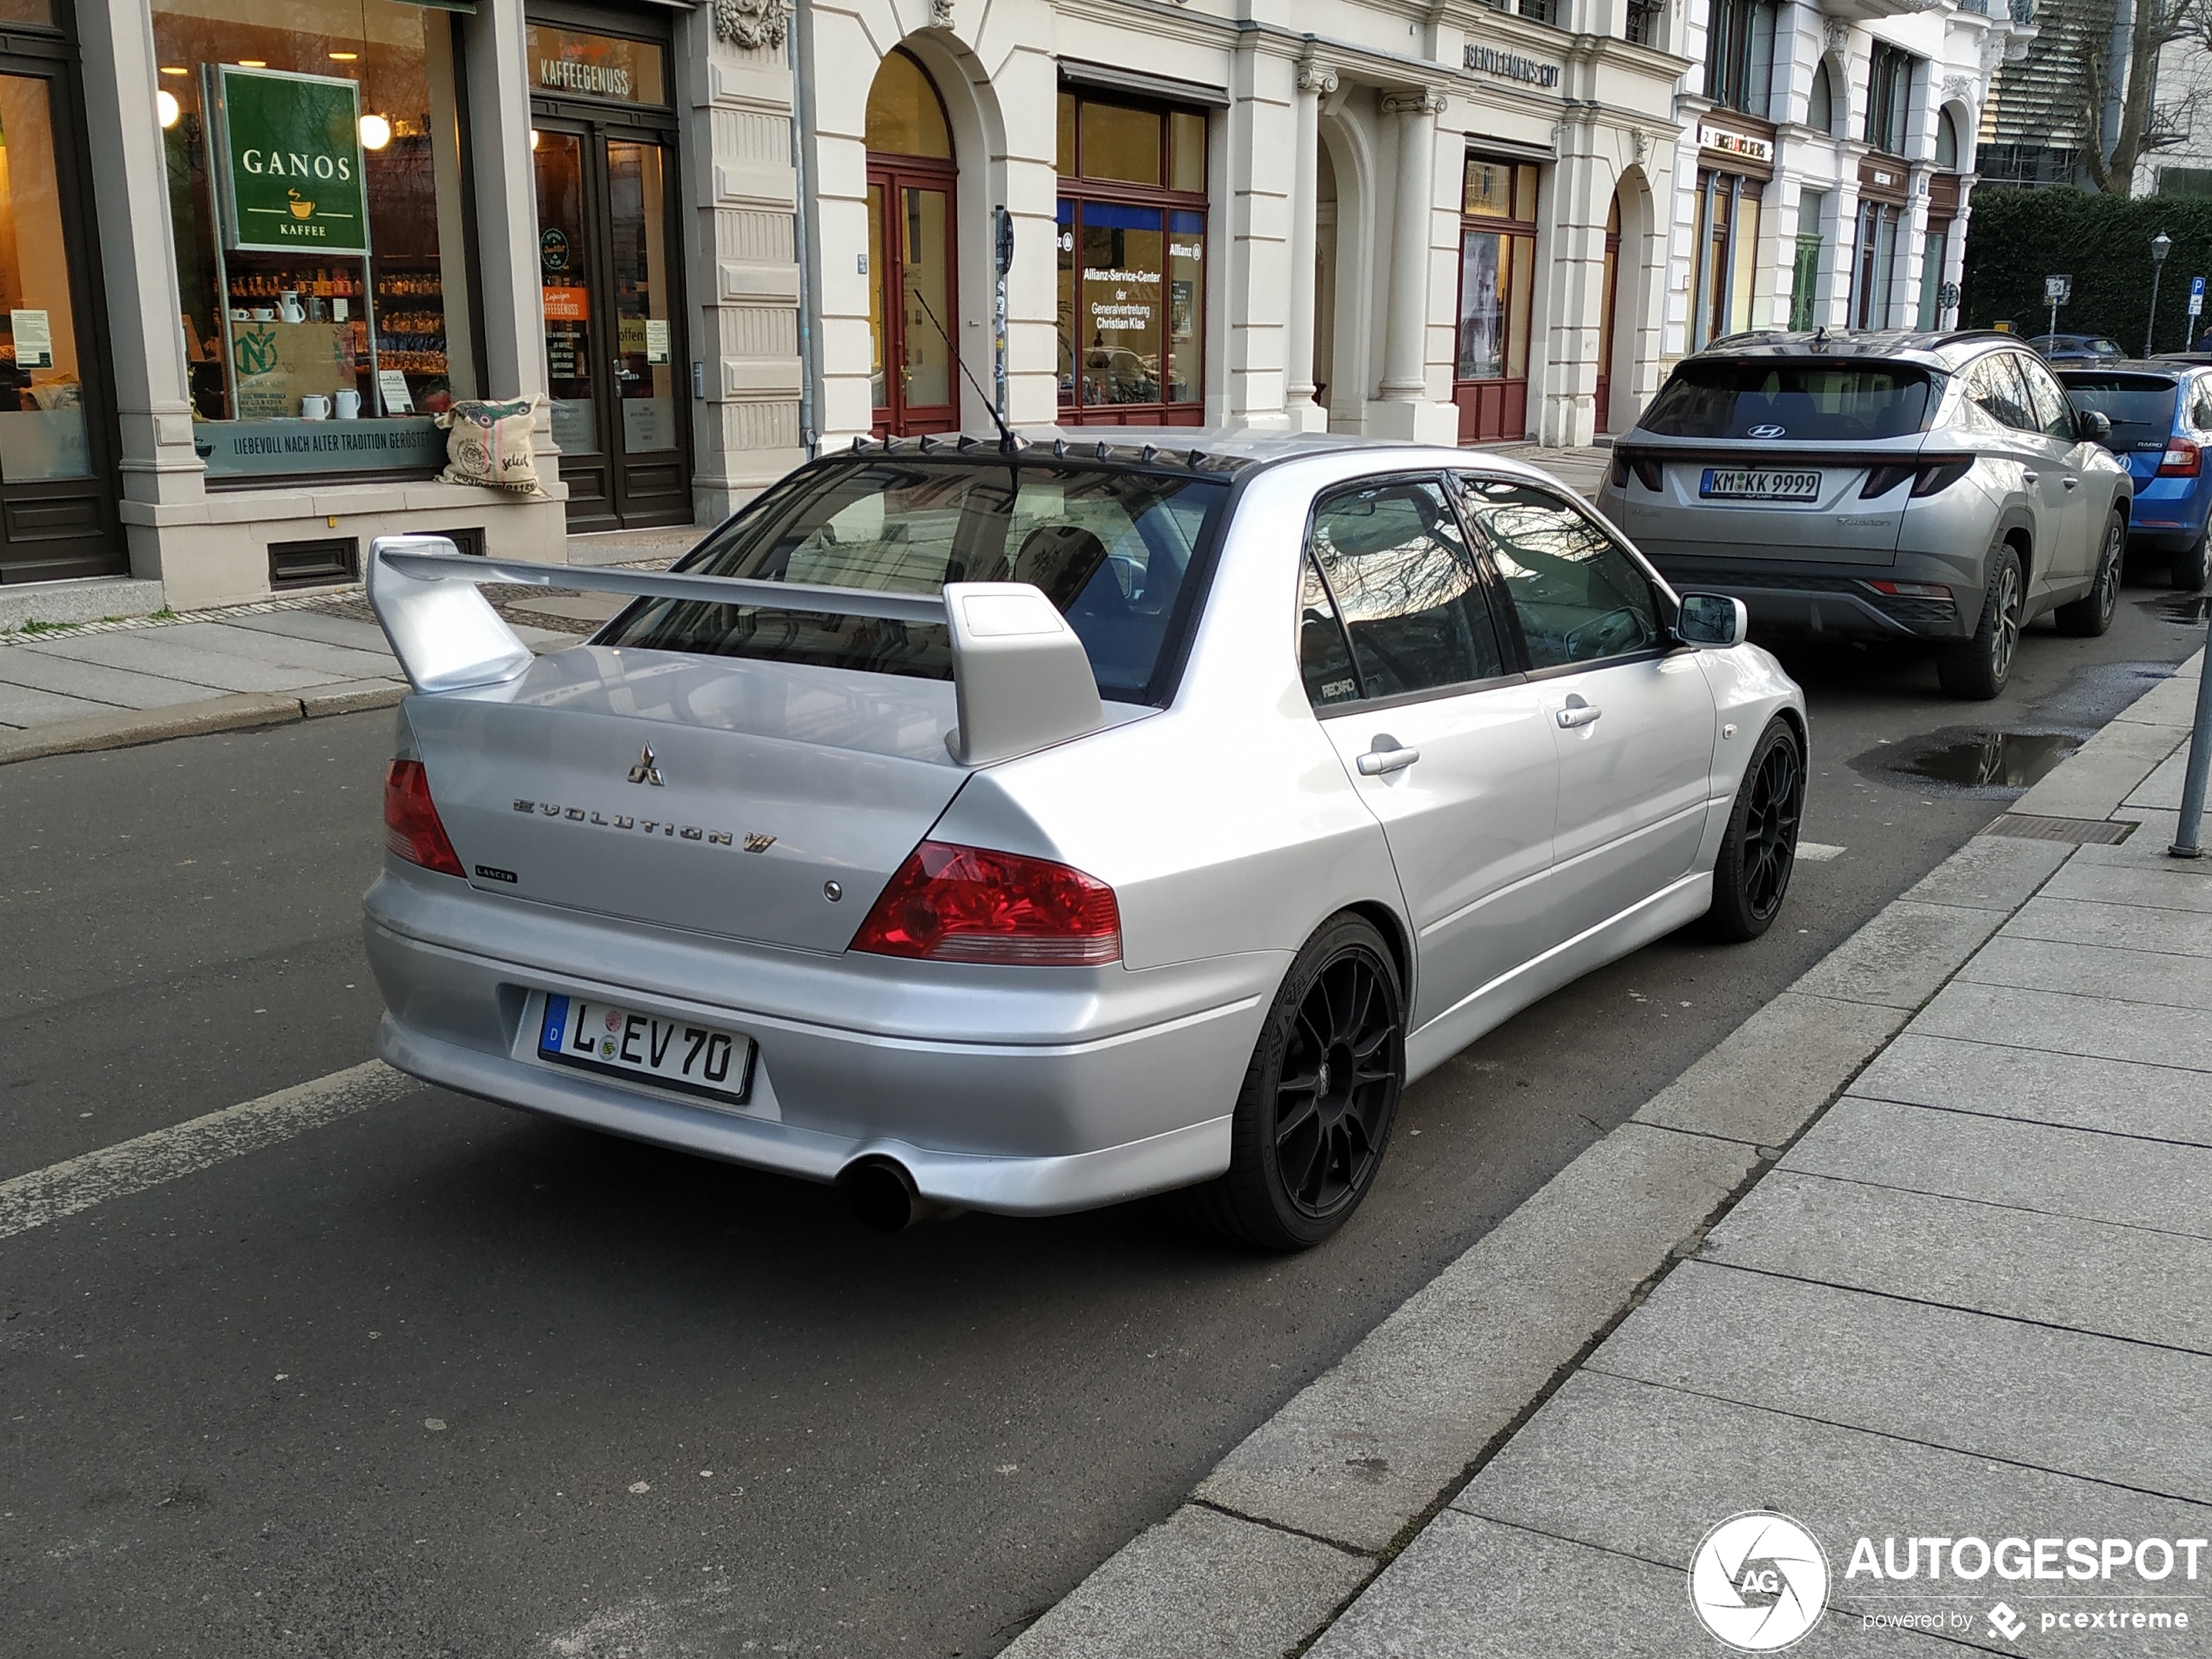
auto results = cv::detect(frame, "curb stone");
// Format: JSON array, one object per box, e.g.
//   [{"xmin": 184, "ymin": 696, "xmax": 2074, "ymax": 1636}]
[
  {"xmin": 0, "ymin": 683, "xmax": 408, "ymax": 765},
  {"xmin": 999, "ymin": 658, "xmax": 2195, "ymax": 1659}
]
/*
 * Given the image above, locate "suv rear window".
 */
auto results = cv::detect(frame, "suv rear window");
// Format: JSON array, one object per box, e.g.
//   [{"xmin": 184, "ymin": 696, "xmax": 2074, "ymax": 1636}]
[
  {"xmin": 2057, "ymin": 373, "xmax": 2179, "ymax": 448},
  {"xmin": 1641, "ymin": 361, "xmax": 1936, "ymax": 441},
  {"xmin": 595, "ymin": 457, "xmax": 1229, "ymax": 705}
]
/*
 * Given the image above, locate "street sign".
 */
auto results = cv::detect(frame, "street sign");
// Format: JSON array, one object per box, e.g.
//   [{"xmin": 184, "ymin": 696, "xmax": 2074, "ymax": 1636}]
[
  {"xmin": 2191, "ymin": 275, "xmax": 2206, "ymax": 320},
  {"xmin": 2044, "ymin": 274, "xmax": 2072, "ymax": 306}
]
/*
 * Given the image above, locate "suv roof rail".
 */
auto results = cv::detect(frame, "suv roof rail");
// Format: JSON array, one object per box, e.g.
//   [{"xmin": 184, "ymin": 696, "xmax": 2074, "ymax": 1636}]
[{"xmin": 1933, "ymin": 328, "xmax": 2018, "ymax": 347}]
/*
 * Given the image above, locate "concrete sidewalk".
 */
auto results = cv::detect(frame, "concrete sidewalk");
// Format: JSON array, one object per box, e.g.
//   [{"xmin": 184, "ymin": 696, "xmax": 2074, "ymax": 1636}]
[
  {"xmin": 0, "ymin": 525, "xmax": 697, "ymax": 762},
  {"xmin": 1005, "ymin": 658, "xmax": 2210, "ymax": 1659}
]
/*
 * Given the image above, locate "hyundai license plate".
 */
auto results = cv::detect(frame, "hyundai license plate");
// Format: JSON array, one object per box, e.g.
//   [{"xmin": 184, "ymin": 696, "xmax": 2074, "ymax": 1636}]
[
  {"xmin": 536, "ymin": 993, "xmax": 753, "ymax": 1105},
  {"xmin": 1701, "ymin": 468, "xmax": 1821, "ymax": 502}
]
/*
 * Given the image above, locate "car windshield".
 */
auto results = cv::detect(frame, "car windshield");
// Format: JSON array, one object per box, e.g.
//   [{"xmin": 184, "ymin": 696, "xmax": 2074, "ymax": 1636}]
[
  {"xmin": 595, "ymin": 457, "xmax": 1230, "ymax": 704},
  {"xmin": 1640, "ymin": 361, "xmax": 1935, "ymax": 441},
  {"xmin": 2059, "ymin": 374, "xmax": 2179, "ymax": 445}
]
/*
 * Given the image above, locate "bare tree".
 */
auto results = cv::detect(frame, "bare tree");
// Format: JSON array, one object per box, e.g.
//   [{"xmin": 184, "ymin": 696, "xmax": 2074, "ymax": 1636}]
[{"xmin": 2081, "ymin": 0, "xmax": 2208, "ymax": 193}]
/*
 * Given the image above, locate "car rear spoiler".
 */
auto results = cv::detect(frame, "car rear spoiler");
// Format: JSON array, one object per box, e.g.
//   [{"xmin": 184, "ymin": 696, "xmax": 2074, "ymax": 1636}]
[{"xmin": 365, "ymin": 535, "xmax": 1103, "ymax": 767}]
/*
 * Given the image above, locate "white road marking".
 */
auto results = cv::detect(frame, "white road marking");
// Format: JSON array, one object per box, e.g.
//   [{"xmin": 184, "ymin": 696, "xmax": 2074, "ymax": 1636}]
[
  {"xmin": 0, "ymin": 1060, "xmax": 415, "ymax": 1242},
  {"xmin": 1797, "ymin": 841, "xmax": 1846, "ymax": 862}
]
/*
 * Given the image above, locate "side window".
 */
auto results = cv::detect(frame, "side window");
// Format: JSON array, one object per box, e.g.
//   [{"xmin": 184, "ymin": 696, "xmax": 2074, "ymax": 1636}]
[
  {"xmin": 1305, "ymin": 478, "xmax": 1507, "ymax": 702},
  {"xmin": 1456, "ymin": 476, "xmax": 1664, "ymax": 669},
  {"xmin": 2015, "ymin": 354, "xmax": 2078, "ymax": 441},
  {"xmin": 1299, "ymin": 554, "xmax": 1361, "ymax": 707},
  {"xmin": 2192, "ymin": 380, "xmax": 2212, "ymax": 433},
  {"xmin": 1962, "ymin": 353, "xmax": 2035, "ymax": 433}
]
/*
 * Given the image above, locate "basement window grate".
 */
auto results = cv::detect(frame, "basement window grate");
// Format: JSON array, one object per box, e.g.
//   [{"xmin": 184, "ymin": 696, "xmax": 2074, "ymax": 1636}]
[
  {"xmin": 1985, "ymin": 814, "xmax": 2138, "ymax": 846},
  {"xmin": 267, "ymin": 536, "xmax": 360, "ymax": 590}
]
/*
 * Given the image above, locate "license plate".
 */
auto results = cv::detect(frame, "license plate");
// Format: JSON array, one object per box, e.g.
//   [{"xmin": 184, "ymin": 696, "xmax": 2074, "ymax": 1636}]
[
  {"xmin": 536, "ymin": 993, "xmax": 754, "ymax": 1105},
  {"xmin": 1701, "ymin": 468, "xmax": 1821, "ymax": 501}
]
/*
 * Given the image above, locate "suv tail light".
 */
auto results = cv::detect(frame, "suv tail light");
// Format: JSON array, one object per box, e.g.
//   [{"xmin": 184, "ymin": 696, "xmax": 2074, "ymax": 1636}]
[
  {"xmin": 1608, "ymin": 453, "xmax": 1664, "ymax": 492},
  {"xmin": 851, "ymin": 840, "xmax": 1121, "ymax": 966},
  {"xmin": 1861, "ymin": 455, "xmax": 1974, "ymax": 499},
  {"xmin": 384, "ymin": 759, "xmax": 465, "ymax": 877},
  {"xmin": 2160, "ymin": 439, "xmax": 2202, "ymax": 477}
]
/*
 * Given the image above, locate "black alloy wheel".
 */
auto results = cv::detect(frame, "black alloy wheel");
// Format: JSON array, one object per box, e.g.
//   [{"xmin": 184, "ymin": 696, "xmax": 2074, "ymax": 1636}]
[
  {"xmin": 2056, "ymin": 512, "xmax": 2126, "ymax": 637},
  {"xmin": 1184, "ymin": 914, "xmax": 1405, "ymax": 1250},
  {"xmin": 1704, "ymin": 718, "xmax": 1804, "ymax": 942},
  {"xmin": 1936, "ymin": 543, "xmax": 2025, "ymax": 700}
]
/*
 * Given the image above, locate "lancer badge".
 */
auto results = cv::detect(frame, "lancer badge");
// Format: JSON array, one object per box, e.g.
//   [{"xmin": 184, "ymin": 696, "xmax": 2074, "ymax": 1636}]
[{"xmin": 627, "ymin": 743, "xmax": 664, "ymax": 786}]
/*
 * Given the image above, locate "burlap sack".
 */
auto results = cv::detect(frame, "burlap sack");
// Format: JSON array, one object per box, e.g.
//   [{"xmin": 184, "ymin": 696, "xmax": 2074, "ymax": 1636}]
[{"xmin": 436, "ymin": 395, "xmax": 543, "ymax": 492}]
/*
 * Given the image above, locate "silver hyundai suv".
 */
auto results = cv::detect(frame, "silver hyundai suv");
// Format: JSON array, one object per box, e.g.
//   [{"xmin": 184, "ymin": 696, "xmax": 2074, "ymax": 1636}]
[{"xmin": 1597, "ymin": 331, "xmax": 2133, "ymax": 698}]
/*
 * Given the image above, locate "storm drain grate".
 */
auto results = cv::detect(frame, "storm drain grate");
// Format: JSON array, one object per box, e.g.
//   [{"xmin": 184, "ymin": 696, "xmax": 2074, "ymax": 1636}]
[{"xmin": 1986, "ymin": 813, "xmax": 2139, "ymax": 846}]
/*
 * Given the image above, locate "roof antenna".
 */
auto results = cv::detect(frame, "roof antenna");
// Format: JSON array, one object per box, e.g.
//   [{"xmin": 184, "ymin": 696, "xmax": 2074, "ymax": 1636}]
[{"xmin": 906, "ymin": 287, "xmax": 1022, "ymax": 455}]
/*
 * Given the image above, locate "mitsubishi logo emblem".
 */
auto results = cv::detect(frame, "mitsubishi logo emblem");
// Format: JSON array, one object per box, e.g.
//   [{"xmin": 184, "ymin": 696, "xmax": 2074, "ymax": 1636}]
[{"xmin": 626, "ymin": 743, "xmax": 664, "ymax": 786}]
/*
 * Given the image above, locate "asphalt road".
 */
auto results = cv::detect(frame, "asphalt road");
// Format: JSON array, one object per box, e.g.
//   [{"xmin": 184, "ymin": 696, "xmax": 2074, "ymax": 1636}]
[{"xmin": 2, "ymin": 577, "xmax": 2202, "ymax": 1658}]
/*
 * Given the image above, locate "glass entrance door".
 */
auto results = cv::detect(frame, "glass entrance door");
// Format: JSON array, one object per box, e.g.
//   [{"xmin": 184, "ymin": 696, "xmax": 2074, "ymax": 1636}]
[
  {"xmin": 534, "ymin": 120, "xmax": 688, "ymax": 531},
  {"xmin": 867, "ymin": 165, "xmax": 959, "ymax": 436},
  {"xmin": 0, "ymin": 63, "xmax": 117, "ymax": 583}
]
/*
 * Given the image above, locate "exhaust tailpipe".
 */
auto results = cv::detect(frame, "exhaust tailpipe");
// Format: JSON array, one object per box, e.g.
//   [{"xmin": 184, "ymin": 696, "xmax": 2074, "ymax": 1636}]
[{"xmin": 838, "ymin": 1157, "xmax": 954, "ymax": 1232}]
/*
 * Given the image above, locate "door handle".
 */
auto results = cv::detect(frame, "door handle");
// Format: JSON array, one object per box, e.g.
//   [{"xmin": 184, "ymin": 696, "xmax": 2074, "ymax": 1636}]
[
  {"xmin": 1555, "ymin": 701, "xmax": 1603, "ymax": 730},
  {"xmin": 1357, "ymin": 743, "xmax": 1420, "ymax": 776},
  {"xmin": 2062, "ymin": 475, "xmax": 2080, "ymax": 489},
  {"xmin": 2023, "ymin": 471, "xmax": 2040, "ymax": 484}
]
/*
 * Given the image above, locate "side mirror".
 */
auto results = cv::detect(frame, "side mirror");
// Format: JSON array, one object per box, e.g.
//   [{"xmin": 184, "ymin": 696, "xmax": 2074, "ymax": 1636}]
[
  {"xmin": 1676, "ymin": 592, "xmax": 1749, "ymax": 649},
  {"xmin": 2079, "ymin": 408, "xmax": 2114, "ymax": 446}
]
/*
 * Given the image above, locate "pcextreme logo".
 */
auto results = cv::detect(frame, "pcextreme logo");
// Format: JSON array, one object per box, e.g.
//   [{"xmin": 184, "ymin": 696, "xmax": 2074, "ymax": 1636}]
[{"xmin": 1689, "ymin": 1512, "xmax": 1831, "ymax": 1651}]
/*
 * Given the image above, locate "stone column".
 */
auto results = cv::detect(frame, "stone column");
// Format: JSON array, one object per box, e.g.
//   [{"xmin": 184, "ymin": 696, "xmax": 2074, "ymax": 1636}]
[
  {"xmin": 1378, "ymin": 89, "xmax": 1445, "ymax": 405},
  {"xmin": 1284, "ymin": 63, "xmax": 1336, "ymax": 433}
]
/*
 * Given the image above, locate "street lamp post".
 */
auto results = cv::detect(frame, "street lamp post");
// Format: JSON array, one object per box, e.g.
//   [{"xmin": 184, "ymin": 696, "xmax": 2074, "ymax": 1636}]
[{"xmin": 2147, "ymin": 231, "xmax": 2174, "ymax": 356}]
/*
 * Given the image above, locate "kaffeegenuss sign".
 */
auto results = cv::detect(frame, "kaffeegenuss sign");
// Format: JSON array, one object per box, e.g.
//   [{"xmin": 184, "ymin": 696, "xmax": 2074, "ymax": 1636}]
[{"xmin": 213, "ymin": 65, "xmax": 370, "ymax": 256}]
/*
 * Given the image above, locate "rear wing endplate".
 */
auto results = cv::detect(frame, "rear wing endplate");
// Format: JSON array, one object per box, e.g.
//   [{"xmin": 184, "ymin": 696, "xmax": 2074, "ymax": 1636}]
[{"xmin": 366, "ymin": 535, "xmax": 1103, "ymax": 767}]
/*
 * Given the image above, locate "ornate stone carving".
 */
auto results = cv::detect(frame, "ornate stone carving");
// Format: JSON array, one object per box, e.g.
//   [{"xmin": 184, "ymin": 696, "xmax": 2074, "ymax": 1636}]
[
  {"xmin": 1380, "ymin": 88, "xmax": 1448, "ymax": 117},
  {"xmin": 1821, "ymin": 18, "xmax": 1849, "ymax": 56},
  {"xmin": 1630, "ymin": 126, "xmax": 1652, "ymax": 163},
  {"xmin": 1298, "ymin": 63, "xmax": 1340, "ymax": 96},
  {"xmin": 713, "ymin": 0, "xmax": 791, "ymax": 50},
  {"xmin": 1939, "ymin": 72, "xmax": 1975, "ymax": 102},
  {"xmin": 930, "ymin": 0, "xmax": 954, "ymax": 28}
]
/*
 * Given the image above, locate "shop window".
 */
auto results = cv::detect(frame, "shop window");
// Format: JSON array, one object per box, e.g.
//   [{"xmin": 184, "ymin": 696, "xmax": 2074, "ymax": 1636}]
[
  {"xmin": 1055, "ymin": 88, "xmax": 1207, "ymax": 425},
  {"xmin": 1865, "ymin": 43, "xmax": 1915, "ymax": 156},
  {"xmin": 1687, "ymin": 170, "xmax": 1762, "ymax": 353},
  {"xmin": 155, "ymin": 0, "xmax": 480, "ymax": 481},
  {"xmin": 867, "ymin": 50, "xmax": 960, "ymax": 436},
  {"xmin": 1918, "ymin": 225, "xmax": 1949, "ymax": 327},
  {"xmin": 1704, "ymin": 0, "xmax": 1777, "ymax": 117},
  {"xmin": 1454, "ymin": 157, "xmax": 1538, "ymax": 443},
  {"xmin": 866, "ymin": 48, "xmax": 951, "ymax": 161},
  {"xmin": 1853, "ymin": 200, "xmax": 1901, "ymax": 328},
  {"xmin": 1791, "ymin": 190, "xmax": 1825, "ymax": 331}
]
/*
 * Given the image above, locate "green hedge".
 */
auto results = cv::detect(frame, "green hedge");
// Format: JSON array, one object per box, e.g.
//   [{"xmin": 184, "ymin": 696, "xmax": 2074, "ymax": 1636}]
[{"xmin": 1959, "ymin": 187, "xmax": 2212, "ymax": 353}]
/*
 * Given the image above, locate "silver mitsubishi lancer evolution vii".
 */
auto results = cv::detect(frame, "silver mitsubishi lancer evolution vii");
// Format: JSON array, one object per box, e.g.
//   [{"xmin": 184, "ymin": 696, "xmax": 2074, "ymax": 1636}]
[{"xmin": 363, "ymin": 430, "xmax": 1806, "ymax": 1249}]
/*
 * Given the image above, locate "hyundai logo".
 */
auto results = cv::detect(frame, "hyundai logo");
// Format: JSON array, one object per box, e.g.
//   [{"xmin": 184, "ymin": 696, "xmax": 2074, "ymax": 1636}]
[{"xmin": 1747, "ymin": 423, "xmax": 1787, "ymax": 439}]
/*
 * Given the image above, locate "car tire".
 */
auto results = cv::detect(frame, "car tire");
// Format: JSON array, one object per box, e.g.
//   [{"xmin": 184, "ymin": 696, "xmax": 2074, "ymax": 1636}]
[
  {"xmin": 1182, "ymin": 914, "xmax": 1406, "ymax": 1251},
  {"xmin": 1702, "ymin": 718, "xmax": 1804, "ymax": 943},
  {"xmin": 1935, "ymin": 543, "xmax": 2025, "ymax": 700},
  {"xmin": 2056, "ymin": 511, "xmax": 2127, "ymax": 637},
  {"xmin": 2174, "ymin": 513, "xmax": 2211, "ymax": 592}
]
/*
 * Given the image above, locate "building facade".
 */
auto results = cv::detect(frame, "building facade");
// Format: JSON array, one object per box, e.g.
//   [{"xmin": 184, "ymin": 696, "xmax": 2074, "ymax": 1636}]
[
  {"xmin": 1667, "ymin": 0, "xmax": 2032, "ymax": 359},
  {"xmin": 4, "ymin": 0, "xmax": 2031, "ymax": 610}
]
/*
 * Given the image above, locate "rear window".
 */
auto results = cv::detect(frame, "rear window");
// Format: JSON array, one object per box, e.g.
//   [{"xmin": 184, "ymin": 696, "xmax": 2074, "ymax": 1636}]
[
  {"xmin": 2058, "ymin": 373, "xmax": 2179, "ymax": 446},
  {"xmin": 596, "ymin": 458, "xmax": 1229, "ymax": 704},
  {"xmin": 1641, "ymin": 361, "xmax": 1935, "ymax": 441}
]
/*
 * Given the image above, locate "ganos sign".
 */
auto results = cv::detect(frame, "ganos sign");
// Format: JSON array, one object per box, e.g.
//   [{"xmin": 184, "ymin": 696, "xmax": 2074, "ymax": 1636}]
[{"xmin": 214, "ymin": 65, "xmax": 371, "ymax": 255}]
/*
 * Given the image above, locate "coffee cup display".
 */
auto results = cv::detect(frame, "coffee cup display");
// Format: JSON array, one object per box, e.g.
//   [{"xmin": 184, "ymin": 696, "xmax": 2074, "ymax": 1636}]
[
  {"xmin": 300, "ymin": 395, "xmax": 331, "ymax": 420},
  {"xmin": 279, "ymin": 292, "xmax": 306, "ymax": 324},
  {"xmin": 334, "ymin": 389, "xmax": 361, "ymax": 420},
  {"xmin": 252, "ymin": 307, "xmax": 274, "ymax": 322}
]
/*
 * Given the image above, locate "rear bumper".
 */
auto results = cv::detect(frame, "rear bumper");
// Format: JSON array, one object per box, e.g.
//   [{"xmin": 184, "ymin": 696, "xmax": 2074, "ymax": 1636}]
[
  {"xmin": 361, "ymin": 873, "xmax": 1277, "ymax": 1214},
  {"xmin": 1638, "ymin": 556, "xmax": 1971, "ymax": 640}
]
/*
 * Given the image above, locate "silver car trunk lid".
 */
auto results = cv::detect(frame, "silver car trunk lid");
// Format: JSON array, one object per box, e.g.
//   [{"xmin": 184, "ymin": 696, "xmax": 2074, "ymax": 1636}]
[
  {"xmin": 1641, "ymin": 441, "xmax": 1925, "ymax": 563},
  {"xmin": 405, "ymin": 645, "xmax": 968, "ymax": 952}
]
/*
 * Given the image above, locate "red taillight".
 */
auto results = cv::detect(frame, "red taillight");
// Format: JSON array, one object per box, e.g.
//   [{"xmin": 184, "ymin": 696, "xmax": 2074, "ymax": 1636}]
[
  {"xmin": 383, "ymin": 759, "xmax": 465, "ymax": 877},
  {"xmin": 1608, "ymin": 453, "xmax": 1663, "ymax": 492},
  {"xmin": 2160, "ymin": 439, "xmax": 2202, "ymax": 477},
  {"xmin": 850, "ymin": 840, "xmax": 1121, "ymax": 966}
]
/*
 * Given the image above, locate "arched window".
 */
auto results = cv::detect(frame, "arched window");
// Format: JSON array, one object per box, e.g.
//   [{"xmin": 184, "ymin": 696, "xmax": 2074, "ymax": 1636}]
[
  {"xmin": 1936, "ymin": 106, "xmax": 1962, "ymax": 169},
  {"xmin": 1807, "ymin": 59, "xmax": 1835, "ymax": 135},
  {"xmin": 864, "ymin": 50, "xmax": 958, "ymax": 436}
]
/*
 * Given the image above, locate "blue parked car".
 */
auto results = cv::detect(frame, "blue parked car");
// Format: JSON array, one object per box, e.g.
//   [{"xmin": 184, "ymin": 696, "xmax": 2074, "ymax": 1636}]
[{"xmin": 2059, "ymin": 362, "xmax": 2212, "ymax": 590}]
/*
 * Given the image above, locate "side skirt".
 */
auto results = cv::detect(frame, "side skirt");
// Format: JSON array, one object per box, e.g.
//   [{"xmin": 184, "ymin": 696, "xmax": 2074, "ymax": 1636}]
[{"xmin": 1403, "ymin": 871, "xmax": 1715, "ymax": 1082}]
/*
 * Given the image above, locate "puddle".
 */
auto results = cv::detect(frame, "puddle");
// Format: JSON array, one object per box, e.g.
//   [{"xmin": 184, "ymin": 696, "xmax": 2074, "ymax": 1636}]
[
  {"xmin": 2152, "ymin": 593, "xmax": 2212, "ymax": 625},
  {"xmin": 1866, "ymin": 729, "xmax": 2082, "ymax": 790}
]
